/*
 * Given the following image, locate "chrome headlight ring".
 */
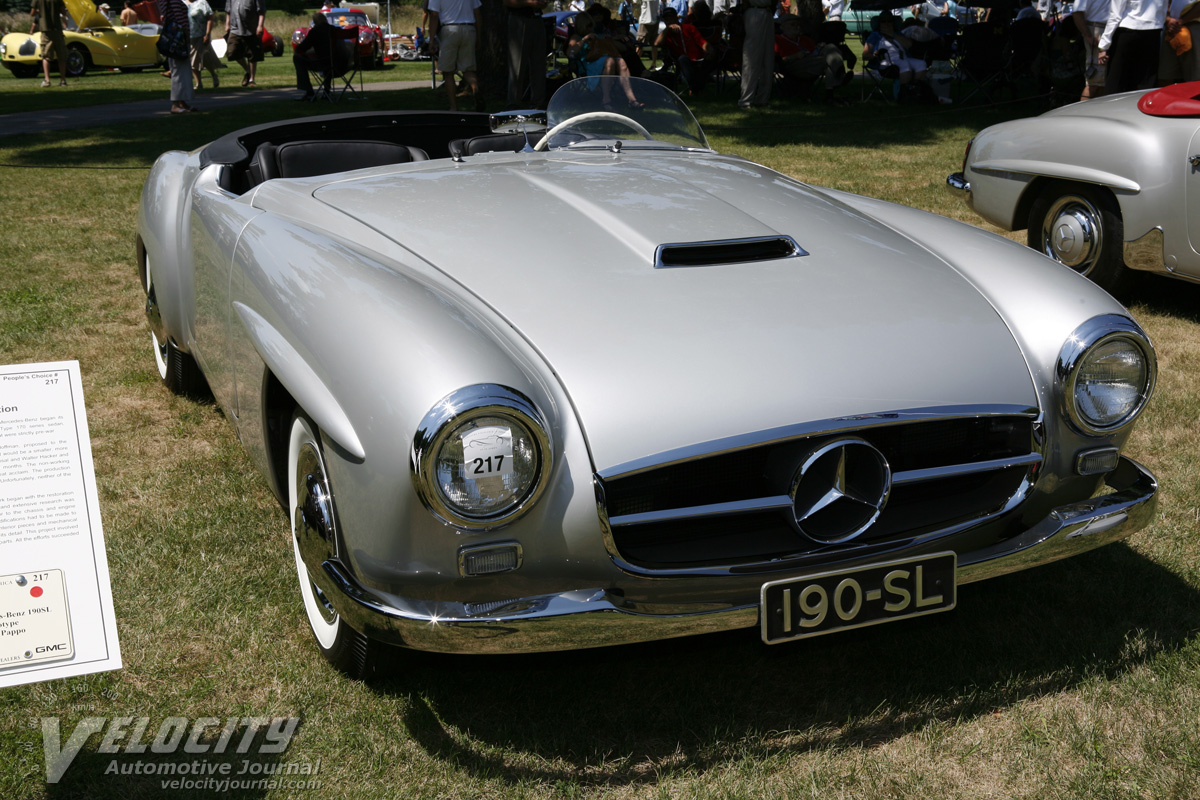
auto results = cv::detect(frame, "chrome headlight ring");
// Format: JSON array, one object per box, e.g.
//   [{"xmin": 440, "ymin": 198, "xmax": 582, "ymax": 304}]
[
  {"xmin": 411, "ymin": 384, "xmax": 553, "ymax": 531},
  {"xmin": 1057, "ymin": 315, "xmax": 1156, "ymax": 437}
]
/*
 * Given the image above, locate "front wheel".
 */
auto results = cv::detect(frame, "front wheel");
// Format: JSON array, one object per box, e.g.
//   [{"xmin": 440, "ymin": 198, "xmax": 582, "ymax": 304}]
[
  {"xmin": 1027, "ymin": 181, "xmax": 1133, "ymax": 297},
  {"xmin": 144, "ymin": 256, "xmax": 205, "ymax": 396},
  {"xmin": 65, "ymin": 44, "xmax": 88, "ymax": 77},
  {"xmin": 288, "ymin": 414, "xmax": 379, "ymax": 679}
]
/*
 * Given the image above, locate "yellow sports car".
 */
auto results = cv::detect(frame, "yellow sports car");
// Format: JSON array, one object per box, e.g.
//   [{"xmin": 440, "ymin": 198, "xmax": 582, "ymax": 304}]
[{"xmin": 0, "ymin": 0, "xmax": 161, "ymax": 78}]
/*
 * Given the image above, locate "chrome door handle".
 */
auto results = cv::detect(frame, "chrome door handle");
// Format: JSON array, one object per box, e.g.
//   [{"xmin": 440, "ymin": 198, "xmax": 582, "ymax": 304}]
[{"xmin": 1190, "ymin": 155, "xmax": 1200, "ymax": 167}]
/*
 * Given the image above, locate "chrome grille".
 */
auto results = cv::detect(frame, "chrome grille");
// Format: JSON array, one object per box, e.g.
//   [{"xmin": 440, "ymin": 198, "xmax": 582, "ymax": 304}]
[{"xmin": 597, "ymin": 414, "xmax": 1038, "ymax": 571}]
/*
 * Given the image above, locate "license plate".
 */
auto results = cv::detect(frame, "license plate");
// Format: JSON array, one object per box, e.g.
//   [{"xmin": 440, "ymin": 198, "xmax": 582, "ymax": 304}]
[{"xmin": 760, "ymin": 553, "xmax": 956, "ymax": 644}]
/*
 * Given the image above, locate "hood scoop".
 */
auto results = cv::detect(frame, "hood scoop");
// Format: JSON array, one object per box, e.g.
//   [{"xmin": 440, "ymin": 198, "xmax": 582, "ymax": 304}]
[{"xmin": 654, "ymin": 236, "xmax": 808, "ymax": 269}]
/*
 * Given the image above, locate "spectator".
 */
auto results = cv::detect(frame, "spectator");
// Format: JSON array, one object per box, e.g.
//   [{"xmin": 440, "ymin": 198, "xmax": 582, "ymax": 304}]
[
  {"xmin": 120, "ymin": 0, "xmax": 138, "ymax": 25},
  {"xmin": 1015, "ymin": 0, "xmax": 1041, "ymax": 21},
  {"xmin": 823, "ymin": 0, "xmax": 843, "ymax": 20},
  {"xmin": 187, "ymin": 0, "xmax": 220, "ymax": 90},
  {"xmin": 98, "ymin": 3, "xmax": 113, "ymax": 20},
  {"xmin": 912, "ymin": 0, "xmax": 948, "ymax": 22},
  {"xmin": 429, "ymin": 0, "xmax": 483, "ymax": 110},
  {"xmin": 225, "ymin": 0, "xmax": 265, "ymax": 87},
  {"xmin": 29, "ymin": 0, "xmax": 67, "ymax": 86},
  {"xmin": 506, "ymin": 0, "xmax": 548, "ymax": 107},
  {"xmin": 1159, "ymin": 0, "xmax": 1200, "ymax": 85},
  {"xmin": 656, "ymin": 6, "xmax": 715, "ymax": 96},
  {"xmin": 1072, "ymin": 0, "xmax": 1109, "ymax": 98},
  {"xmin": 159, "ymin": 0, "xmax": 195, "ymax": 111},
  {"xmin": 775, "ymin": 12, "xmax": 849, "ymax": 103},
  {"xmin": 30, "ymin": 0, "xmax": 67, "ymax": 87},
  {"xmin": 570, "ymin": 11, "xmax": 643, "ymax": 105},
  {"xmin": 738, "ymin": 0, "xmax": 774, "ymax": 108},
  {"xmin": 637, "ymin": 0, "xmax": 659, "ymax": 67},
  {"xmin": 588, "ymin": 2, "xmax": 646, "ymax": 76},
  {"xmin": 1099, "ymin": 0, "xmax": 1166, "ymax": 93},
  {"xmin": 863, "ymin": 12, "xmax": 928, "ymax": 87},
  {"xmin": 292, "ymin": 12, "xmax": 344, "ymax": 100}
]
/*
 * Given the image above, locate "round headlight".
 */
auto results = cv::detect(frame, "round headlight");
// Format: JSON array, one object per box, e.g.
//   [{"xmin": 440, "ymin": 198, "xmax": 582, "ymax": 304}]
[
  {"xmin": 412, "ymin": 385, "xmax": 552, "ymax": 530},
  {"xmin": 1059, "ymin": 316, "xmax": 1155, "ymax": 436}
]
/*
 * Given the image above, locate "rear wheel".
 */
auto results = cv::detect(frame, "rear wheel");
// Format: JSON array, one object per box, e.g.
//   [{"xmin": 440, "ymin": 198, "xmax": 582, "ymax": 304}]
[
  {"xmin": 144, "ymin": 256, "xmax": 205, "ymax": 396},
  {"xmin": 65, "ymin": 44, "xmax": 88, "ymax": 77},
  {"xmin": 288, "ymin": 414, "xmax": 379, "ymax": 679},
  {"xmin": 1027, "ymin": 181, "xmax": 1133, "ymax": 297}
]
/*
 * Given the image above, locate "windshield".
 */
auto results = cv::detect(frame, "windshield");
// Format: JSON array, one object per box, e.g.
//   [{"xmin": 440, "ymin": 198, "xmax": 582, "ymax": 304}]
[
  {"xmin": 326, "ymin": 12, "xmax": 370, "ymax": 27},
  {"xmin": 544, "ymin": 77, "xmax": 709, "ymax": 151}
]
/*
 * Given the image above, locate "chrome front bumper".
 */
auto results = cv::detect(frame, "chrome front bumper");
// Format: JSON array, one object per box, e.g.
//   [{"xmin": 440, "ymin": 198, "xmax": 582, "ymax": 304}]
[
  {"xmin": 323, "ymin": 457, "xmax": 1156, "ymax": 655},
  {"xmin": 947, "ymin": 172, "xmax": 970, "ymax": 193}
]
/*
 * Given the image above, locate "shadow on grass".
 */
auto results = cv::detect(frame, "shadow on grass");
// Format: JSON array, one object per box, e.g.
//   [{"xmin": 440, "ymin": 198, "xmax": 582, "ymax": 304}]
[
  {"xmin": 1129, "ymin": 272, "xmax": 1200, "ymax": 325},
  {"xmin": 0, "ymin": 89, "xmax": 443, "ymax": 169},
  {"xmin": 378, "ymin": 543, "xmax": 1197, "ymax": 788}
]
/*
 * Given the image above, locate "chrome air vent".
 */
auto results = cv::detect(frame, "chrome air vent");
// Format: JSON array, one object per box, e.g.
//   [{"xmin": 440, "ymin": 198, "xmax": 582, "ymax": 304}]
[{"xmin": 654, "ymin": 236, "xmax": 808, "ymax": 269}]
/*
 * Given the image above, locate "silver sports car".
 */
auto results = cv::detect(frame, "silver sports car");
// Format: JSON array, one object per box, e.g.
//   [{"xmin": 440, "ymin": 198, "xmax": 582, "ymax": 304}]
[
  {"xmin": 139, "ymin": 77, "xmax": 1158, "ymax": 677},
  {"xmin": 948, "ymin": 81, "xmax": 1200, "ymax": 297}
]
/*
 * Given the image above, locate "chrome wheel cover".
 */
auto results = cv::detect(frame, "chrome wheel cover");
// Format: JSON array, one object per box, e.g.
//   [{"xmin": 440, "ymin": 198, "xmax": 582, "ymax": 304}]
[
  {"xmin": 1040, "ymin": 194, "xmax": 1103, "ymax": 275},
  {"xmin": 289, "ymin": 417, "xmax": 342, "ymax": 646}
]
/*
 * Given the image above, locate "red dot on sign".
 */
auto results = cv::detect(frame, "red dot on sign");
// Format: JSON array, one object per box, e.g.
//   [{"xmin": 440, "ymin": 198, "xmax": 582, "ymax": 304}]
[{"xmin": 30, "ymin": 587, "xmax": 43, "ymax": 598}]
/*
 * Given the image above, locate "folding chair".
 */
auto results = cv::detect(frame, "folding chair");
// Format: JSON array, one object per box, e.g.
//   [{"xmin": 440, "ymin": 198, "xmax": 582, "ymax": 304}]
[
  {"xmin": 956, "ymin": 22, "xmax": 1008, "ymax": 104},
  {"xmin": 310, "ymin": 26, "xmax": 363, "ymax": 102}
]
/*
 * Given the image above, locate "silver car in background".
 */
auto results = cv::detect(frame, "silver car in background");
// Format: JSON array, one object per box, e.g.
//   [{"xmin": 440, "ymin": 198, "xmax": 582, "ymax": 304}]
[
  {"xmin": 949, "ymin": 81, "xmax": 1200, "ymax": 296},
  {"xmin": 138, "ymin": 77, "xmax": 1158, "ymax": 678}
]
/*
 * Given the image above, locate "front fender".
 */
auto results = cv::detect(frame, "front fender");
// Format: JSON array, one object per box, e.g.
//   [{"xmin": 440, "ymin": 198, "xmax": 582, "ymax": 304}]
[
  {"xmin": 966, "ymin": 115, "xmax": 1170, "ymax": 235},
  {"xmin": 137, "ymin": 150, "xmax": 192, "ymax": 351},
  {"xmin": 227, "ymin": 203, "xmax": 613, "ymax": 603}
]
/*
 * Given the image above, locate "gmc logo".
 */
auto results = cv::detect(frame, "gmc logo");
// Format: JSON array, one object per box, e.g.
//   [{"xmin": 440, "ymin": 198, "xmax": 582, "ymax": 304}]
[{"xmin": 35, "ymin": 643, "xmax": 68, "ymax": 653}]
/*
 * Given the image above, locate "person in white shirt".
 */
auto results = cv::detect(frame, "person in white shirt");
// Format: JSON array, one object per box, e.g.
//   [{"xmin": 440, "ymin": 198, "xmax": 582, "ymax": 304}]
[
  {"xmin": 637, "ymin": 0, "xmax": 659, "ymax": 67},
  {"xmin": 1073, "ymin": 0, "xmax": 1109, "ymax": 98},
  {"xmin": 1099, "ymin": 0, "xmax": 1167, "ymax": 93},
  {"xmin": 823, "ymin": 0, "xmax": 844, "ymax": 20}
]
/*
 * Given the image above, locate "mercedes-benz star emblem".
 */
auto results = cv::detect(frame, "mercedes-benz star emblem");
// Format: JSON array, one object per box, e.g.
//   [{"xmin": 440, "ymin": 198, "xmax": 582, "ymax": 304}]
[{"xmin": 789, "ymin": 438, "xmax": 891, "ymax": 543}]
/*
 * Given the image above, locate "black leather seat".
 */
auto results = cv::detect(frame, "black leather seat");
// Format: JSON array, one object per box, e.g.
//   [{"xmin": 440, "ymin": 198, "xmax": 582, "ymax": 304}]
[
  {"xmin": 447, "ymin": 133, "xmax": 530, "ymax": 158},
  {"xmin": 248, "ymin": 139, "xmax": 430, "ymax": 185}
]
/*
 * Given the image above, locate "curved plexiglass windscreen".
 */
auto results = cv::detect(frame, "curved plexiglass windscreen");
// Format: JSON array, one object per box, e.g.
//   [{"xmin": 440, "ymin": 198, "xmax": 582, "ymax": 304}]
[{"xmin": 543, "ymin": 77, "xmax": 709, "ymax": 151}]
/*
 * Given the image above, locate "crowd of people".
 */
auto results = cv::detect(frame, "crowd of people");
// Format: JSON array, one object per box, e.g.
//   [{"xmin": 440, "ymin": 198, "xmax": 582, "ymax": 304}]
[{"xmin": 17, "ymin": 0, "xmax": 1200, "ymax": 113}]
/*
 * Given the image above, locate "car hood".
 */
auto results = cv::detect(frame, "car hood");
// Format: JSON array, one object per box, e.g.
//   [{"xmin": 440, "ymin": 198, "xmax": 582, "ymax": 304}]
[
  {"xmin": 65, "ymin": 0, "xmax": 111, "ymax": 29},
  {"xmin": 314, "ymin": 152, "xmax": 1038, "ymax": 472}
]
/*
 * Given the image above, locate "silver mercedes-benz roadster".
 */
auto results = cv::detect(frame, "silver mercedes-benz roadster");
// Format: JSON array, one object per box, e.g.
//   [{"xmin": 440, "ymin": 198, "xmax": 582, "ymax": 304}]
[
  {"xmin": 948, "ymin": 81, "xmax": 1200, "ymax": 296},
  {"xmin": 139, "ymin": 77, "xmax": 1158, "ymax": 677}
]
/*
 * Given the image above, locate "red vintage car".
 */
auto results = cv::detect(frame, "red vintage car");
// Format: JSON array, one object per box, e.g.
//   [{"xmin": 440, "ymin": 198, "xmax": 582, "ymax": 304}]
[{"xmin": 291, "ymin": 8, "xmax": 383, "ymax": 68}]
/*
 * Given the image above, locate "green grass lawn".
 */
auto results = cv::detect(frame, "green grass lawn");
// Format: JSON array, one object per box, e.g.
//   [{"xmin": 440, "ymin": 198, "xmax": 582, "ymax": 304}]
[{"xmin": 1, "ymin": 82, "xmax": 1199, "ymax": 800}]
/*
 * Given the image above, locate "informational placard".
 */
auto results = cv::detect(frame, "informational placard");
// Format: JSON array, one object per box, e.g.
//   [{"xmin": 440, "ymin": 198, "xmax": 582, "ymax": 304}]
[{"xmin": 0, "ymin": 361, "xmax": 121, "ymax": 687}]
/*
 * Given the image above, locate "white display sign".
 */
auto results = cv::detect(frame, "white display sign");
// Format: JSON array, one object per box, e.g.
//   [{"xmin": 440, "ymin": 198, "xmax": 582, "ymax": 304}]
[
  {"xmin": 460, "ymin": 426, "xmax": 514, "ymax": 479},
  {"xmin": 0, "ymin": 362, "xmax": 121, "ymax": 687}
]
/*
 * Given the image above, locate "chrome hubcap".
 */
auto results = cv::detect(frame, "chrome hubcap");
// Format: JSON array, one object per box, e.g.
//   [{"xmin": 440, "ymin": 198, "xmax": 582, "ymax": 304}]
[
  {"xmin": 293, "ymin": 441, "xmax": 338, "ymax": 626},
  {"xmin": 1042, "ymin": 195, "xmax": 1102, "ymax": 274}
]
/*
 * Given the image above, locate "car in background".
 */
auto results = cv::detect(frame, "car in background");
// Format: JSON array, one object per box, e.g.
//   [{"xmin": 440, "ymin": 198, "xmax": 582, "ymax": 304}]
[
  {"xmin": 138, "ymin": 77, "xmax": 1157, "ymax": 678},
  {"xmin": 291, "ymin": 7, "xmax": 383, "ymax": 68},
  {"xmin": 0, "ymin": 0, "xmax": 159, "ymax": 78},
  {"xmin": 948, "ymin": 81, "xmax": 1200, "ymax": 297}
]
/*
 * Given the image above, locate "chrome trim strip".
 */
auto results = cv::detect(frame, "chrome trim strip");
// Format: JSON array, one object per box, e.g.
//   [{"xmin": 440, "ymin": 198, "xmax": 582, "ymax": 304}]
[
  {"xmin": 653, "ymin": 235, "xmax": 808, "ymax": 269},
  {"xmin": 609, "ymin": 495, "xmax": 794, "ymax": 527},
  {"xmin": 596, "ymin": 405, "xmax": 1040, "ymax": 481},
  {"xmin": 314, "ymin": 458, "xmax": 1154, "ymax": 654},
  {"xmin": 1123, "ymin": 227, "xmax": 1165, "ymax": 273},
  {"xmin": 891, "ymin": 453, "xmax": 1042, "ymax": 486}
]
